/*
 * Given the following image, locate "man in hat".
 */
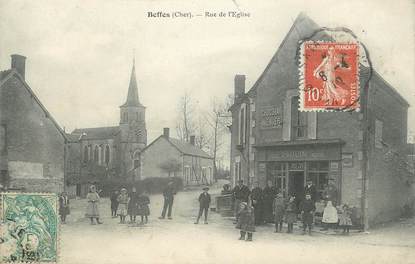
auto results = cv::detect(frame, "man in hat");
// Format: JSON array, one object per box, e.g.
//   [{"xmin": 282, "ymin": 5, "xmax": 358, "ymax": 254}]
[
  {"xmin": 232, "ymin": 180, "xmax": 250, "ymax": 222},
  {"xmin": 304, "ymin": 179, "xmax": 318, "ymax": 203},
  {"xmin": 159, "ymin": 181, "xmax": 176, "ymax": 220},
  {"xmin": 195, "ymin": 186, "xmax": 211, "ymax": 224}
]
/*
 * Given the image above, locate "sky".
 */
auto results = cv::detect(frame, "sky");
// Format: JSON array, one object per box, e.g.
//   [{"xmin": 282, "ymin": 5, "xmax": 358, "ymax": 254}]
[{"xmin": 1, "ymin": 0, "xmax": 414, "ymax": 147}]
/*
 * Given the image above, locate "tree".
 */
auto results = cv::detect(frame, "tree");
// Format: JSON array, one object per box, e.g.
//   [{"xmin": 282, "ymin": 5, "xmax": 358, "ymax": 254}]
[
  {"xmin": 159, "ymin": 159, "xmax": 182, "ymax": 177},
  {"xmin": 176, "ymin": 90, "xmax": 196, "ymax": 142},
  {"xmin": 204, "ymin": 95, "xmax": 233, "ymax": 182}
]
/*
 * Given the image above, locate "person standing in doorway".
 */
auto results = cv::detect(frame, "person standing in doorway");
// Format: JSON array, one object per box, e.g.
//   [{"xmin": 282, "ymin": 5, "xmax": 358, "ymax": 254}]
[
  {"xmin": 159, "ymin": 182, "xmax": 176, "ymax": 220},
  {"xmin": 262, "ymin": 180, "xmax": 278, "ymax": 223},
  {"xmin": 232, "ymin": 180, "xmax": 250, "ymax": 223},
  {"xmin": 304, "ymin": 180, "xmax": 318, "ymax": 203},
  {"xmin": 250, "ymin": 182, "xmax": 263, "ymax": 225},
  {"xmin": 194, "ymin": 187, "xmax": 211, "ymax": 224},
  {"xmin": 85, "ymin": 185, "xmax": 103, "ymax": 225}
]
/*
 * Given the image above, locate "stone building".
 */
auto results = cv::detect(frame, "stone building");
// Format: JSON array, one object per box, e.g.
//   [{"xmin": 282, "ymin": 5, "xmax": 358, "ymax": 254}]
[
  {"xmin": 66, "ymin": 60, "xmax": 147, "ymax": 196},
  {"xmin": 0, "ymin": 54, "xmax": 67, "ymax": 193},
  {"xmin": 229, "ymin": 14, "xmax": 413, "ymax": 227},
  {"xmin": 140, "ymin": 128, "xmax": 214, "ymax": 186}
]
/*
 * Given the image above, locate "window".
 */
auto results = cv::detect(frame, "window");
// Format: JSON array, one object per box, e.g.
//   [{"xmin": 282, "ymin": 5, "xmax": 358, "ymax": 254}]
[
  {"xmin": 375, "ymin": 119, "xmax": 383, "ymax": 149},
  {"xmin": 307, "ymin": 161, "xmax": 329, "ymax": 200},
  {"xmin": 184, "ymin": 166, "xmax": 191, "ymax": 184},
  {"xmin": 105, "ymin": 145, "xmax": 110, "ymax": 164},
  {"xmin": 135, "ymin": 112, "xmax": 139, "ymax": 121},
  {"xmin": 133, "ymin": 151, "xmax": 140, "ymax": 168},
  {"xmin": 122, "ymin": 112, "xmax": 128, "ymax": 123},
  {"xmin": 99, "ymin": 146, "xmax": 104, "ymax": 165},
  {"xmin": 94, "ymin": 145, "xmax": 99, "ymax": 163},
  {"xmin": 238, "ymin": 104, "xmax": 246, "ymax": 145},
  {"xmin": 291, "ymin": 97, "xmax": 307, "ymax": 139},
  {"xmin": 83, "ymin": 146, "xmax": 89, "ymax": 163}
]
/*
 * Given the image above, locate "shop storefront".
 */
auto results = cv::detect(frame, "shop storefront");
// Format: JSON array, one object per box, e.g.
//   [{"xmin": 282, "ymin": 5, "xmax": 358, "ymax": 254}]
[{"xmin": 255, "ymin": 140, "xmax": 343, "ymax": 202}]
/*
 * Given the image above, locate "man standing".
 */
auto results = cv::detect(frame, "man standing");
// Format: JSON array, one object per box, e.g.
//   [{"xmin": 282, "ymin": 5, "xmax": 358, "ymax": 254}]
[
  {"xmin": 194, "ymin": 187, "xmax": 211, "ymax": 224},
  {"xmin": 300, "ymin": 193, "xmax": 316, "ymax": 235},
  {"xmin": 159, "ymin": 182, "xmax": 176, "ymax": 220},
  {"xmin": 304, "ymin": 180, "xmax": 318, "ymax": 203},
  {"xmin": 262, "ymin": 180, "xmax": 277, "ymax": 223},
  {"xmin": 232, "ymin": 180, "xmax": 250, "ymax": 222},
  {"xmin": 250, "ymin": 182, "xmax": 263, "ymax": 225}
]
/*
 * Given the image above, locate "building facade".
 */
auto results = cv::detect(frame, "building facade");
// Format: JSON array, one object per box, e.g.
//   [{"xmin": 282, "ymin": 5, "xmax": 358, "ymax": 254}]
[
  {"xmin": 66, "ymin": 60, "xmax": 147, "ymax": 196},
  {"xmin": 140, "ymin": 128, "xmax": 214, "ymax": 186},
  {"xmin": 0, "ymin": 55, "xmax": 66, "ymax": 193},
  {"xmin": 229, "ymin": 14, "xmax": 413, "ymax": 226}
]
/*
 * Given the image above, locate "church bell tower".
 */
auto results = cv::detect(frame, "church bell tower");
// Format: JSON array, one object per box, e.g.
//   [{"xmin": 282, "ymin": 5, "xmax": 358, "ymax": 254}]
[{"xmin": 119, "ymin": 59, "xmax": 147, "ymax": 149}]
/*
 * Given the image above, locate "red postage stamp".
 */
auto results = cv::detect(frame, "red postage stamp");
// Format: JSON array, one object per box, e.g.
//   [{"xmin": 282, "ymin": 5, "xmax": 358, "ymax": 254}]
[{"xmin": 300, "ymin": 42, "xmax": 359, "ymax": 111}]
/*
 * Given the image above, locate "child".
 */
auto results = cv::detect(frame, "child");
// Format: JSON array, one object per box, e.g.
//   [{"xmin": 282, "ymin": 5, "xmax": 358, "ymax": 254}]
[
  {"xmin": 117, "ymin": 188, "xmax": 130, "ymax": 224},
  {"xmin": 273, "ymin": 192, "xmax": 285, "ymax": 232},
  {"xmin": 300, "ymin": 193, "xmax": 316, "ymax": 235},
  {"xmin": 138, "ymin": 190, "xmax": 151, "ymax": 224},
  {"xmin": 195, "ymin": 187, "xmax": 211, "ymax": 224},
  {"xmin": 59, "ymin": 192, "xmax": 70, "ymax": 224},
  {"xmin": 338, "ymin": 204, "xmax": 352, "ymax": 235},
  {"xmin": 110, "ymin": 190, "xmax": 119, "ymax": 218},
  {"xmin": 128, "ymin": 187, "xmax": 139, "ymax": 223},
  {"xmin": 236, "ymin": 201, "xmax": 255, "ymax": 241},
  {"xmin": 322, "ymin": 200, "xmax": 339, "ymax": 231},
  {"xmin": 285, "ymin": 195, "xmax": 297, "ymax": 233},
  {"xmin": 85, "ymin": 185, "xmax": 103, "ymax": 225}
]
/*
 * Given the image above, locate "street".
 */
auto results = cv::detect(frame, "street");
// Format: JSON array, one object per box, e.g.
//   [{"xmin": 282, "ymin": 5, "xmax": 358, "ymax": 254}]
[{"xmin": 60, "ymin": 186, "xmax": 415, "ymax": 264}]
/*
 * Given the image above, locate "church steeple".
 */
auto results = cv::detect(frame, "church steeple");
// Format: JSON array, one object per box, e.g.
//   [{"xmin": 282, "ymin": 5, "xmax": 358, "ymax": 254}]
[{"xmin": 121, "ymin": 58, "xmax": 142, "ymax": 107}]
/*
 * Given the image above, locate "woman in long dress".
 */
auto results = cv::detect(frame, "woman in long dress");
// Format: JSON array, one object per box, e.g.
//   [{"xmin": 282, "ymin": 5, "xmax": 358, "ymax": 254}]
[
  {"xmin": 313, "ymin": 47, "xmax": 349, "ymax": 106},
  {"xmin": 85, "ymin": 185, "xmax": 103, "ymax": 225}
]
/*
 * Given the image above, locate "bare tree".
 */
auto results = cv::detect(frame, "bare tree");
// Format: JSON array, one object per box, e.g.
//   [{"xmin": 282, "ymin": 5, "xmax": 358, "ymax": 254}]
[
  {"xmin": 176, "ymin": 90, "xmax": 196, "ymax": 142},
  {"xmin": 204, "ymin": 95, "xmax": 233, "ymax": 182}
]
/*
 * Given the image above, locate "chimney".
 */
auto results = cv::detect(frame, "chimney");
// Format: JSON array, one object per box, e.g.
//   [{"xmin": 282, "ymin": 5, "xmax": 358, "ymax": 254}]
[
  {"xmin": 190, "ymin": 135, "xmax": 195, "ymax": 146},
  {"xmin": 163, "ymin": 128, "xmax": 170, "ymax": 138},
  {"xmin": 11, "ymin": 54, "xmax": 26, "ymax": 80},
  {"xmin": 234, "ymin": 74, "xmax": 245, "ymax": 101}
]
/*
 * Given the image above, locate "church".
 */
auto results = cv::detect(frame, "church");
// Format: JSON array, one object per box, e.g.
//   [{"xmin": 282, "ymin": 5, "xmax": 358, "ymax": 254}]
[{"xmin": 65, "ymin": 60, "xmax": 147, "ymax": 197}]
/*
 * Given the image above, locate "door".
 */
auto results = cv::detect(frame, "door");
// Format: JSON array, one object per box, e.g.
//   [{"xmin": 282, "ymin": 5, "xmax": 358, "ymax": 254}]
[{"xmin": 288, "ymin": 171, "xmax": 305, "ymax": 199}]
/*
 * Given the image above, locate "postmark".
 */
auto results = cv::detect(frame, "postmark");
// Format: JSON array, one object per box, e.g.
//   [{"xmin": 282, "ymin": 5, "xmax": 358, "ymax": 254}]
[
  {"xmin": 300, "ymin": 41, "xmax": 360, "ymax": 111},
  {"xmin": 1, "ymin": 193, "xmax": 58, "ymax": 263}
]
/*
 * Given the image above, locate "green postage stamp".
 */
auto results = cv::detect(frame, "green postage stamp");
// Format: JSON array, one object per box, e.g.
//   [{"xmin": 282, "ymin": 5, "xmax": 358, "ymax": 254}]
[{"xmin": 0, "ymin": 193, "xmax": 58, "ymax": 263}]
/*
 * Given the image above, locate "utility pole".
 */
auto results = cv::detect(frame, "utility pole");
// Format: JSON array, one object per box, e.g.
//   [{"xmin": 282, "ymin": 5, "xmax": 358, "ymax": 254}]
[{"xmin": 361, "ymin": 69, "xmax": 370, "ymax": 232}]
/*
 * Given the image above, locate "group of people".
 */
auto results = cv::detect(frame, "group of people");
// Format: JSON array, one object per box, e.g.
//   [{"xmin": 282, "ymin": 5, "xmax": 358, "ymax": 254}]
[
  {"xmin": 231, "ymin": 179, "xmax": 353, "ymax": 241},
  {"xmin": 110, "ymin": 187, "xmax": 151, "ymax": 225}
]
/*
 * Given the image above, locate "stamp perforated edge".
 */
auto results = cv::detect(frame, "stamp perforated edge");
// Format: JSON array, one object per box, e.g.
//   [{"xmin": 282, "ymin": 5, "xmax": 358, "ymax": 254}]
[
  {"xmin": 298, "ymin": 40, "xmax": 361, "ymax": 112},
  {"xmin": 0, "ymin": 192, "xmax": 60, "ymax": 264}
]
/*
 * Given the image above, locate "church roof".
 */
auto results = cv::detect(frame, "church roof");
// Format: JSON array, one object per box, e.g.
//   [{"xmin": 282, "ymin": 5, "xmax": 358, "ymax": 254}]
[
  {"xmin": 72, "ymin": 126, "xmax": 120, "ymax": 140},
  {"xmin": 121, "ymin": 60, "xmax": 143, "ymax": 108}
]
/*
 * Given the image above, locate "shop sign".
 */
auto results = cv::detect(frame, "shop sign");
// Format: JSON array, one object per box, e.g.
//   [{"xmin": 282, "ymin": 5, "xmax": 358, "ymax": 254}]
[
  {"xmin": 289, "ymin": 162, "xmax": 304, "ymax": 170},
  {"xmin": 264, "ymin": 145, "xmax": 341, "ymax": 161},
  {"xmin": 342, "ymin": 153, "xmax": 353, "ymax": 167},
  {"xmin": 260, "ymin": 106, "xmax": 282, "ymax": 129}
]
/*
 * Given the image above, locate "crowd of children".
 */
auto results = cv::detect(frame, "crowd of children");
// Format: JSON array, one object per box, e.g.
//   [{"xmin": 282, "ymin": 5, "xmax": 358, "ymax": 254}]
[{"xmin": 57, "ymin": 182, "xmax": 354, "ymax": 241}]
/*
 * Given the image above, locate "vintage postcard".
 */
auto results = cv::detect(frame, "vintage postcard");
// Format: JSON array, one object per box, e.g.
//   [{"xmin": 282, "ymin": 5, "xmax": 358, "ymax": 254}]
[{"xmin": 0, "ymin": 0, "xmax": 414, "ymax": 263}]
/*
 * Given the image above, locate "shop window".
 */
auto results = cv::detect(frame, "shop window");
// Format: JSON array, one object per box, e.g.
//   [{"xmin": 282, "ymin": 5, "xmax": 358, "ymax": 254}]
[
  {"xmin": 307, "ymin": 161, "xmax": 329, "ymax": 199},
  {"xmin": 291, "ymin": 97, "xmax": 307, "ymax": 139}
]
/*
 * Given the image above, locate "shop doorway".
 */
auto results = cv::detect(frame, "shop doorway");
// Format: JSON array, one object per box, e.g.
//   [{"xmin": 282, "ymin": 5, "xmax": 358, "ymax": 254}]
[{"xmin": 288, "ymin": 171, "xmax": 305, "ymax": 199}]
